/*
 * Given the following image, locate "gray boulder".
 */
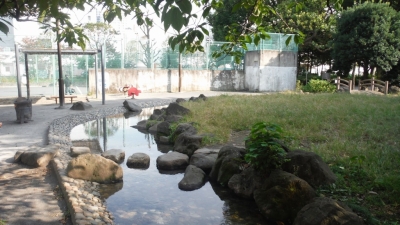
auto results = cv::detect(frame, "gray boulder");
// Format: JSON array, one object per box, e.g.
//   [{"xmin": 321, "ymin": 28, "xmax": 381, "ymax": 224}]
[
  {"xmin": 209, "ymin": 145, "xmax": 246, "ymax": 186},
  {"xmin": 178, "ymin": 165, "xmax": 207, "ymax": 191},
  {"xmin": 165, "ymin": 102, "xmax": 190, "ymax": 116},
  {"xmin": 70, "ymin": 101, "xmax": 93, "ymax": 110},
  {"xmin": 293, "ymin": 197, "xmax": 364, "ymax": 225},
  {"xmin": 282, "ymin": 149, "xmax": 337, "ymax": 188},
  {"xmin": 156, "ymin": 151, "xmax": 189, "ymax": 171},
  {"xmin": 164, "ymin": 115, "xmax": 183, "ymax": 123},
  {"xmin": 70, "ymin": 146, "xmax": 91, "ymax": 157},
  {"xmin": 66, "ymin": 154, "xmax": 123, "ymax": 183},
  {"xmin": 176, "ymin": 98, "xmax": 186, "ymax": 104},
  {"xmin": 170, "ymin": 123, "xmax": 197, "ymax": 141},
  {"xmin": 148, "ymin": 121, "xmax": 162, "ymax": 133},
  {"xmin": 228, "ymin": 167, "xmax": 264, "ymax": 199},
  {"xmin": 157, "ymin": 121, "xmax": 171, "ymax": 136},
  {"xmin": 253, "ymin": 170, "xmax": 316, "ymax": 223},
  {"xmin": 127, "ymin": 153, "xmax": 150, "ymax": 169},
  {"xmin": 123, "ymin": 100, "xmax": 143, "ymax": 112},
  {"xmin": 14, "ymin": 144, "xmax": 60, "ymax": 167},
  {"xmin": 131, "ymin": 120, "xmax": 147, "ymax": 130},
  {"xmin": 101, "ymin": 149, "xmax": 125, "ymax": 164},
  {"xmin": 189, "ymin": 148, "xmax": 219, "ymax": 174},
  {"xmin": 173, "ymin": 133, "xmax": 203, "ymax": 157}
]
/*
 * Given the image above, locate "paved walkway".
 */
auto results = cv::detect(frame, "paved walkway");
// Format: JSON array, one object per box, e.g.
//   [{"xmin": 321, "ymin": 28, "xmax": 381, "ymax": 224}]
[{"xmin": 0, "ymin": 91, "xmax": 258, "ymax": 225}]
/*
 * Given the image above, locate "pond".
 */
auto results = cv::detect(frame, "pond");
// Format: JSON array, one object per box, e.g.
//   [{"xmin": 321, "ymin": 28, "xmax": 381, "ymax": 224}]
[{"xmin": 70, "ymin": 108, "xmax": 271, "ymax": 225}]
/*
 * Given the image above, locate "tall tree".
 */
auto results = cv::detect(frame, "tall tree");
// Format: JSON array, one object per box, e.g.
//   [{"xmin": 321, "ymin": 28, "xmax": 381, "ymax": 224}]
[
  {"xmin": 138, "ymin": 21, "xmax": 161, "ymax": 68},
  {"xmin": 332, "ymin": 2, "xmax": 400, "ymax": 78}
]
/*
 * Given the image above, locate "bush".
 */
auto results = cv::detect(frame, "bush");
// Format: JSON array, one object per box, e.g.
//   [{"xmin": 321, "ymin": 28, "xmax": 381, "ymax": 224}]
[
  {"xmin": 244, "ymin": 122, "xmax": 289, "ymax": 172},
  {"xmin": 302, "ymin": 79, "xmax": 336, "ymax": 93}
]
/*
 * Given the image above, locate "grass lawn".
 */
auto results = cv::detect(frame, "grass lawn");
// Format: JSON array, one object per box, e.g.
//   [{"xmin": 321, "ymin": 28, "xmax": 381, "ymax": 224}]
[{"xmin": 180, "ymin": 92, "xmax": 400, "ymax": 224}]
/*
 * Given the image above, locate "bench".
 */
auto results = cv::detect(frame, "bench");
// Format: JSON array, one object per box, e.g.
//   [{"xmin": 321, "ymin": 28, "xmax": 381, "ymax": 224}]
[{"xmin": 51, "ymin": 95, "xmax": 77, "ymax": 104}]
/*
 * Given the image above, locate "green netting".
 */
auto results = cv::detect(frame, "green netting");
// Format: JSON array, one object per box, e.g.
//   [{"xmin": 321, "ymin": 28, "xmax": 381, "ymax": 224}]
[{"xmin": 156, "ymin": 33, "xmax": 298, "ymax": 70}]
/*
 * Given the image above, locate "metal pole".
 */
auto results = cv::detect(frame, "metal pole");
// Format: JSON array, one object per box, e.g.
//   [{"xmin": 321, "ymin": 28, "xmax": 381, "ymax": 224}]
[
  {"xmin": 95, "ymin": 53, "xmax": 98, "ymax": 99},
  {"xmin": 56, "ymin": 19, "xmax": 65, "ymax": 108},
  {"xmin": 24, "ymin": 53, "xmax": 30, "ymax": 99},
  {"xmin": 14, "ymin": 44, "xmax": 22, "ymax": 98},
  {"xmin": 179, "ymin": 53, "xmax": 182, "ymax": 92},
  {"xmin": 101, "ymin": 45, "xmax": 106, "ymax": 105}
]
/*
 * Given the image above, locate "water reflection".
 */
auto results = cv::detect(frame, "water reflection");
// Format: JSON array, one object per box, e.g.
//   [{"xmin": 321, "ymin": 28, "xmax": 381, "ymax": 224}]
[{"xmin": 70, "ymin": 108, "xmax": 271, "ymax": 225}]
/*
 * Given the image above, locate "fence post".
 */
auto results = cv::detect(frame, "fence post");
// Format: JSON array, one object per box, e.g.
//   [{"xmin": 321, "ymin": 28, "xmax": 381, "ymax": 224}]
[
  {"xmin": 385, "ymin": 81, "xmax": 389, "ymax": 95},
  {"xmin": 349, "ymin": 80, "xmax": 352, "ymax": 92},
  {"xmin": 337, "ymin": 76, "xmax": 340, "ymax": 90},
  {"xmin": 372, "ymin": 77, "xmax": 375, "ymax": 91}
]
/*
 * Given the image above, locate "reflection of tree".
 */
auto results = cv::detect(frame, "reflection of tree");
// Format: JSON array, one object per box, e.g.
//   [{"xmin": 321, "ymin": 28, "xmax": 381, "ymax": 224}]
[{"xmin": 84, "ymin": 117, "xmax": 120, "ymax": 138}]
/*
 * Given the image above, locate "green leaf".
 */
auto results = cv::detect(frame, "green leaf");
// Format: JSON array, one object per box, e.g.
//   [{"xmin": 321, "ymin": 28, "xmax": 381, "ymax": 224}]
[
  {"xmin": 170, "ymin": 7, "xmax": 184, "ymax": 31},
  {"xmin": 232, "ymin": 3, "xmax": 241, "ymax": 12},
  {"xmin": 285, "ymin": 36, "xmax": 292, "ymax": 46},
  {"xmin": 202, "ymin": 6, "xmax": 211, "ymax": 18},
  {"xmin": 0, "ymin": 21, "xmax": 10, "ymax": 35},
  {"xmin": 200, "ymin": 27, "xmax": 209, "ymax": 36},
  {"xmin": 175, "ymin": 0, "xmax": 192, "ymax": 14}
]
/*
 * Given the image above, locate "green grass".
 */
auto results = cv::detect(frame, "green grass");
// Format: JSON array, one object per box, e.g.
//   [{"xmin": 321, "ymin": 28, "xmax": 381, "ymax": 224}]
[{"xmin": 181, "ymin": 93, "xmax": 400, "ymax": 224}]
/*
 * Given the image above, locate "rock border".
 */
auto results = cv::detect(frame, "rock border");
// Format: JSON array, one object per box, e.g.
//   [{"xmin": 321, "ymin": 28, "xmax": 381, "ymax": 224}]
[{"xmin": 48, "ymin": 99, "xmax": 175, "ymax": 225}]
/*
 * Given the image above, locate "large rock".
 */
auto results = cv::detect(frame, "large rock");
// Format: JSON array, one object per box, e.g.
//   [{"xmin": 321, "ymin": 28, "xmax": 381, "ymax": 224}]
[
  {"xmin": 123, "ymin": 100, "xmax": 143, "ymax": 112},
  {"xmin": 14, "ymin": 144, "xmax": 60, "ymax": 167},
  {"xmin": 190, "ymin": 148, "xmax": 219, "ymax": 174},
  {"xmin": 156, "ymin": 151, "xmax": 189, "ymax": 171},
  {"xmin": 165, "ymin": 102, "xmax": 190, "ymax": 116},
  {"xmin": 253, "ymin": 170, "xmax": 317, "ymax": 223},
  {"xmin": 70, "ymin": 146, "xmax": 91, "ymax": 157},
  {"xmin": 164, "ymin": 115, "xmax": 183, "ymax": 123},
  {"xmin": 178, "ymin": 165, "xmax": 207, "ymax": 191},
  {"xmin": 101, "ymin": 149, "xmax": 125, "ymax": 164},
  {"xmin": 70, "ymin": 101, "xmax": 93, "ymax": 110},
  {"xmin": 157, "ymin": 121, "xmax": 171, "ymax": 136},
  {"xmin": 293, "ymin": 197, "xmax": 364, "ymax": 225},
  {"xmin": 131, "ymin": 120, "xmax": 147, "ymax": 131},
  {"xmin": 148, "ymin": 121, "xmax": 162, "ymax": 133},
  {"xmin": 282, "ymin": 149, "xmax": 337, "ymax": 188},
  {"xmin": 228, "ymin": 167, "xmax": 265, "ymax": 199},
  {"xmin": 171, "ymin": 123, "xmax": 197, "ymax": 137},
  {"xmin": 126, "ymin": 153, "xmax": 150, "ymax": 169},
  {"xmin": 173, "ymin": 133, "xmax": 203, "ymax": 157},
  {"xmin": 209, "ymin": 146, "xmax": 246, "ymax": 186},
  {"xmin": 66, "ymin": 154, "xmax": 123, "ymax": 183}
]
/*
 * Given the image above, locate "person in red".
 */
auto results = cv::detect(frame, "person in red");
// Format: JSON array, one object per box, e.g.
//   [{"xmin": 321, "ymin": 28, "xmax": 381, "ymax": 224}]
[{"xmin": 127, "ymin": 85, "xmax": 141, "ymax": 99}]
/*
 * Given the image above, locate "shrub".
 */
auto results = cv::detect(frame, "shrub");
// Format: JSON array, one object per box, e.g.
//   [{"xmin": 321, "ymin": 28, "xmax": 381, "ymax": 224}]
[
  {"xmin": 302, "ymin": 79, "xmax": 336, "ymax": 93},
  {"xmin": 244, "ymin": 122, "xmax": 289, "ymax": 172}
]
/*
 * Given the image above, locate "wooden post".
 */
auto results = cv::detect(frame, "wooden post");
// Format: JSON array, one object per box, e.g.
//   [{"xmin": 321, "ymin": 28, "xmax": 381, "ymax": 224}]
[
  {"xmin": 349, "ymin": 80, "xmax": 352, "ymax": 92},
  {"xmin": 371, "ymin": 77, "xmax": 375, "ymax": 92},
  {"xmin": 385, "ymin": 81, "xmax": 389, "ymax": 95},
  {"xmin": 337, "ymin": 76, "xmax": 340, "ymax": 90}
]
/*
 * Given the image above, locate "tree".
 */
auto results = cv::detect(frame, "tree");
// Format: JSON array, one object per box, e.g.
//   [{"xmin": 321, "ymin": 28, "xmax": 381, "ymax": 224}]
[
  {"xmin": 207, "ymin": 0, "xmax": 251, "ymax": 41},
  {"xmin": 332, "ymin": 2, "xmax": 400, "ymax": 78},
  {"xmin": 83, "ymin": 22, "xmax": 118, "ymax": 50},
  {"xmin": 138, "ymin": 21, "xmax": 161, "ymax": 68},
  {"xmin": 1, "ymin": 0, "xmax": 344, "ymax": 59}
]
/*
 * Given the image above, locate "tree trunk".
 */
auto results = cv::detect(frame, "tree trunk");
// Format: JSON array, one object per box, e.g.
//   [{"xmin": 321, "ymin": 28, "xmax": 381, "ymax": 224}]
[{"xmin": 363, "ymin": 64, "xmax": 369, "ymax": 79}]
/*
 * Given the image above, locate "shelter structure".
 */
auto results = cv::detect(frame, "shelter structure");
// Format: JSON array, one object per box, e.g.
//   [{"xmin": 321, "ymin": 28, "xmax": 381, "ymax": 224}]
[{"xmin": 17, "ymin": 47, "xmax": 107, "ymax": 107}]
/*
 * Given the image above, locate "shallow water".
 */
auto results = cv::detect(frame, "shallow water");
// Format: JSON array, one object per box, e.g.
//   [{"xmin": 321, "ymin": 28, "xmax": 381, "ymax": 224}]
[{"xmin": 70, "ymin": 111, "xmax": 270, "ymax": 225}]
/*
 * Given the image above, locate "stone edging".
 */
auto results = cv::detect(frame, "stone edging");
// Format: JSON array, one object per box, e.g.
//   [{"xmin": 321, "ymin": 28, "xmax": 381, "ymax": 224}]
[{"xmin": 48, "ymin": 100, "xmax": 175, "ymax": 225}]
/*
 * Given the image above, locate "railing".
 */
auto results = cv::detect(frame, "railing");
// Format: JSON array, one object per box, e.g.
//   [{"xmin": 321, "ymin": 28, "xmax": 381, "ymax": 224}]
[
  {"xmin": 335, "ymin": 76, "xmax": 353, "ymax": 92},
  {"xmin": 359, "ymin": 77, "xmax": 389, "ymax": 95}
]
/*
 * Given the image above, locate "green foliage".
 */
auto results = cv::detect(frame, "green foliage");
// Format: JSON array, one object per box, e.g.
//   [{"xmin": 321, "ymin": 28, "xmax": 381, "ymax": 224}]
[
  {"xmin": 332, "ymin": 2, "xmax": 400, "ymax": 78},
  {"xmin": 302, "ymin": 79, "xmax": 336, "ymax": 93},
  {"xmin": 244, "ymin": 122, "xmax": 289, "ymax": 172}
]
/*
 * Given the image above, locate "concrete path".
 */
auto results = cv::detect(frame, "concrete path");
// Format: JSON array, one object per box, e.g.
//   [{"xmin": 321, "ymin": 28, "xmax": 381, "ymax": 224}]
[{"xmin": 0, "ymin": 91, "xmax": 259, "ymax": 225}]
